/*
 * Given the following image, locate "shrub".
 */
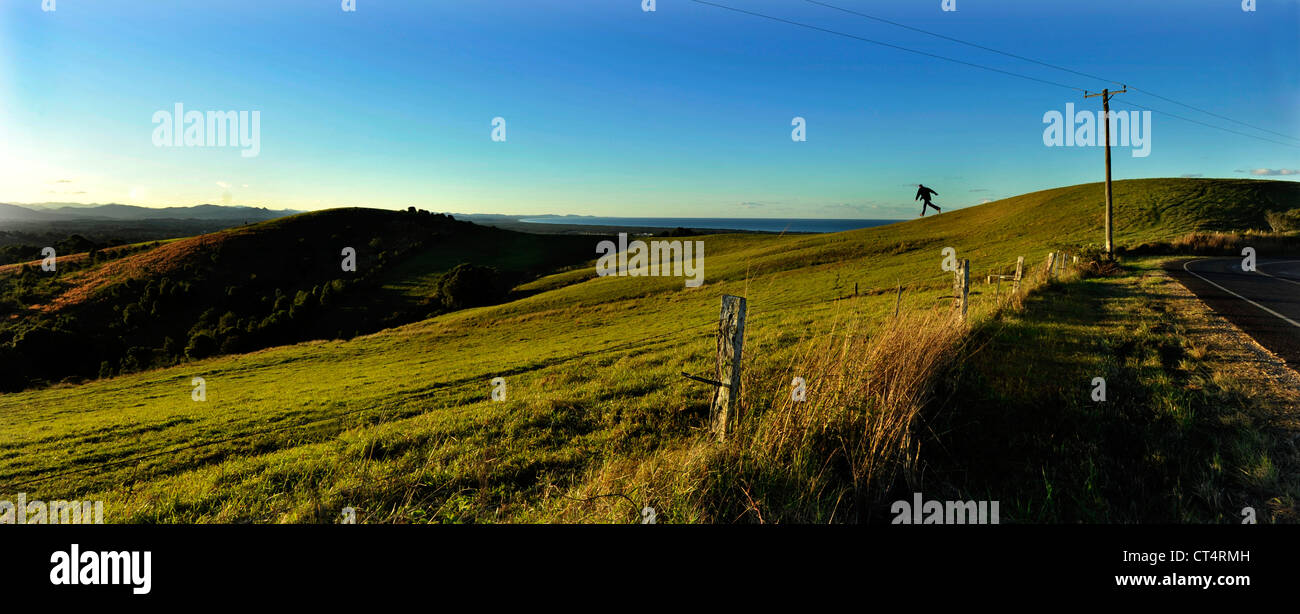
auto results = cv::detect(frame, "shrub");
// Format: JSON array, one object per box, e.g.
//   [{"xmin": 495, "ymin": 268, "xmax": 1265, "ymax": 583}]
[
  {"xmin": 438, "ymin": 263, "xmax": 505, "ymax": 310},
  {"xmin": 217, "ymin": 311, "xmax": 239, "ymax": 332},
  {"xmin": 219, "ymin": 333, "xmax": 243, "ymax": 355},
  {"xmin": 1077, "ymin": 243, "xmax": 1123, "ymax": 277},
  {"xmin": 1265, "ymin": 208, "xmax": 1300, "ymax": 232},
  {"xmin": 122, "ymin": 303, "xmax": 145, "ymax": 327},
  {"xmin": 185, "ymin": 330, "xmax": 218, "ymax": 359}
]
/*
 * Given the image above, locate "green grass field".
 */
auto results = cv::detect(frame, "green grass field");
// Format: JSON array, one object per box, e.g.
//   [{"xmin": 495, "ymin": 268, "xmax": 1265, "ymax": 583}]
[
  {"xmin": 2, "ymin": 177, "xmax": 1297, "ymax": 523},
  {"xmin": 935, "ymin": 258, "xmax": 1299, "ymax": 523}
]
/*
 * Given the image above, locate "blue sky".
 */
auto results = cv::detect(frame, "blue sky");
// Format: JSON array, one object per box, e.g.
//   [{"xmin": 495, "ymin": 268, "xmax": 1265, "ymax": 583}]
[{"xmin": 2, "ymin": 0, "xmax": 1297, "ymax": 219}]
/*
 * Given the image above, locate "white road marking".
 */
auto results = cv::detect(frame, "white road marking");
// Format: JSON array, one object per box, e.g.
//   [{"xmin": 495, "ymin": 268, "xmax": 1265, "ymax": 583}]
[
  {"xmin": 1256, "ymin": 260, "xmax": 1300, "ymax": 287},
  {"xmin": 1184, "ymin": 259, "xmax": 1300, "ymax": 329}
]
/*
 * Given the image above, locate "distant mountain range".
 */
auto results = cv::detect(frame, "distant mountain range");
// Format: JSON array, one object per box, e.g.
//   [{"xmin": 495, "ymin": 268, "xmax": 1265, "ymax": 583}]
[{"xmin": 0, "ymin": 203, "xmax": 300, "ymax": 222}]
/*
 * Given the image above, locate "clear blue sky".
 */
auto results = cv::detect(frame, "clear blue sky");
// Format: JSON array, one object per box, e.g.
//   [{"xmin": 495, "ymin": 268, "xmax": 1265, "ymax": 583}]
[{"xmin": 2, "ymin": 0, "xmax": 1297, "ymax": 219}]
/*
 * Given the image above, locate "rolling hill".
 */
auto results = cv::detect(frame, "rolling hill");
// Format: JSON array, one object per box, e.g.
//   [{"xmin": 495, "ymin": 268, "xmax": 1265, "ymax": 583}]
[
  {"xmin": 0, "ymin": 208, "xmax": 602, "ymax": 390},
  {"xmin": 1, "ymin": 203, "xmax": 299, "ymax": 222},
  {"xmin": 1, "ymin": 177, "xmax": 1296, "ymax": 524}
]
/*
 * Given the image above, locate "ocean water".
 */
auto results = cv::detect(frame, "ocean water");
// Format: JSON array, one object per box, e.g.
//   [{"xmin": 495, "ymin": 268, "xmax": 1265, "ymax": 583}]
[{"xmin": 518, "ymin": 217, "xmax": 899, "ymax": 234}]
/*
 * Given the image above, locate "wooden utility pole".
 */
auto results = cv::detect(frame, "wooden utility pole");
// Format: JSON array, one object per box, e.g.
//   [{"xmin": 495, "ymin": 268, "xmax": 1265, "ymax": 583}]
[{"xmin": 1085, "ymin": 86, "xmax": 1126, "ymax": 257}]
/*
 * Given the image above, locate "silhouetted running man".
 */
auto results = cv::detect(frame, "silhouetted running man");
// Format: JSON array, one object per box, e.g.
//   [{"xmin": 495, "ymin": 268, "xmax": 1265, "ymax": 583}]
[{"xmin": 916, "ymin": 184, "xmax": 941, "ymax": 216}]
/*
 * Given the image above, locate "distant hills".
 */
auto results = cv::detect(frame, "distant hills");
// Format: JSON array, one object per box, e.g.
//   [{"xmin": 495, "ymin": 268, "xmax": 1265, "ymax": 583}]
[
  {"xmin": 0, "ymin": 202, "xmax": 300, "ymax": 222},
  {"xmin": 0, "ymin": 207, "xmax": 603, "ymax": 390}
]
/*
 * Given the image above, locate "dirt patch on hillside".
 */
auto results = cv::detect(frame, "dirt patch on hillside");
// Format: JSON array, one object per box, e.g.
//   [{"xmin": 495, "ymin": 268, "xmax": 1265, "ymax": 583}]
[{"xmin": 38, "ymin": 234, "xmax": 229, "ymax": 312}]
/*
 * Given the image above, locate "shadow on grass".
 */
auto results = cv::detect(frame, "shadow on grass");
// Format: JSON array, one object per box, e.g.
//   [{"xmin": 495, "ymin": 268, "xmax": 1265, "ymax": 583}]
[{"xmin": 918, "ymin": 272, "xmax": 1276, "ymax": 523}]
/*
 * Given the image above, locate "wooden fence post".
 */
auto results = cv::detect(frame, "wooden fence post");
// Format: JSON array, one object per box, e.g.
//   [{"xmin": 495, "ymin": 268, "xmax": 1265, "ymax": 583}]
[
  {"xmin": 893, "ymin": 280, "xmax": 902, "ymax": 317},
  {"xmin": 710, "ymin": 295, "xmax": 746, "ymax": 442},
  {"xmin": 953, "ymin": 259, "xmax": 969, "ymax": 320},
  {"xmin": 1013, "ymin": 256, "xmax": 1024, "ymax": 294},
  {"xmin": 1046, "ymin": 252, "xmax": 1057, "ymax": 279}
]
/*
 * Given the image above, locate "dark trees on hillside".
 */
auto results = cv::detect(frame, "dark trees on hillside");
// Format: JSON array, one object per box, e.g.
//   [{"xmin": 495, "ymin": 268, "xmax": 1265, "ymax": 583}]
[
  {"xmin": 185, "ymin": 331, "xmax": 218, "ymax": 359},
  {"xmin": 0, "ymin": 210, "xmax": 516, "ymax": 391},
  {"xmin": 438, "ymin": 263, "xmax": 505, "ymax": 310}
]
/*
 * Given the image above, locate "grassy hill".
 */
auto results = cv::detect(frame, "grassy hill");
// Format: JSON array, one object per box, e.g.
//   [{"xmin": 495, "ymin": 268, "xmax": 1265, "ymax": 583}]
[
  {"xmin": 2, "ymin": 178, "xmax": 1296, "ymax": 523},
  {"xmin": 0, "ymin": 208, "xmax": 599, "ymax": 390}
]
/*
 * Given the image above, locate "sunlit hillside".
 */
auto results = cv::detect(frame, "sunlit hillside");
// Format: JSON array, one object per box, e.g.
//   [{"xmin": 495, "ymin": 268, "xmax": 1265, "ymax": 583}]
[{"xmin": 2, "ymin": 178, "xmax": 1296, "ymax": 523}]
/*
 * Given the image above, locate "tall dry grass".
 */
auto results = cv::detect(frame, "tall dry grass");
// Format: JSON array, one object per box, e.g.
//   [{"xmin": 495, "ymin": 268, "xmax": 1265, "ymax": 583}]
[
  {"xmin": 638, "ymin": 306, "xmax": 976, "ymax": 523},
  {"xmin": 695, "ymin": 258, "xmax": 1071, "ymax": 522},
  {"xmin": 1122, "ymin": 230, "xmax": 1300, "ymax": 257},
  {"xmin": 566, "ymin": 258, "xmax": 1065, "ymax": 523},
  {"xmin": 752, "ymin": 308, "xmax": 968, "ymax": 500}
]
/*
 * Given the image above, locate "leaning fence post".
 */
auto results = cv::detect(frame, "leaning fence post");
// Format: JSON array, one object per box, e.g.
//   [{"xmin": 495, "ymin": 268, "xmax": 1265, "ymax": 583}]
[
  {"xmin": 710, "ymin": 295, "xmax": 746, "ymax": 442},
  {"xmin": 1046, "ymin": 252, "xmax": 1057, "ymax": 279},
  {"xmin": 893, "ymin": 280, "xmax": 902, "ymax": 317},
  {"xmin": 1013, "ymin": 256, "xmax": 1024, "ymax": 294},
  {"xmin": 953, "ymin": 259, "xmax": 969, "ymax": 320}
]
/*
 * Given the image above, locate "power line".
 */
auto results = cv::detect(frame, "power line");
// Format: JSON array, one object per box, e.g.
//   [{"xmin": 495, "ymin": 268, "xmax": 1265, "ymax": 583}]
[
  {"xmin": 686, "ymin": 0, "xmax": 1087, "ymax": 93},
  {"xmin": 693, "ymin": 0, "xmax": 1298, "ymax": 148},
  {"xmin": 1114, "ymin": 99, "xmax": 1300, "ymax": 149},
  {"xmin": 1126, "ymin": 87, "xmax": 1300, "ymax": 143},
  {"xmin": 803, "ymin": 0, "xmax": 1121, "ymax": 86},
  {"xmin": 802, "ymin": 0, "xmax": 1300, "ymax": 144}
]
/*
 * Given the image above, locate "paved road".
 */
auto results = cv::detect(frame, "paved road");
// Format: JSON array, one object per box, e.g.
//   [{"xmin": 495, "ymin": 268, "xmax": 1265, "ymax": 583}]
[{"xmin": 1167, "ymin": 258, "xmax": 1300, "ymax": 368}]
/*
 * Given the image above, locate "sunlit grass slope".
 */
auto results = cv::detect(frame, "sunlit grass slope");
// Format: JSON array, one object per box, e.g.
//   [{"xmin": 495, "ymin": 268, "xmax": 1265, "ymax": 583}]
[{"xmin": 1, "ymin": 178, "xmax": 1295, "ymax": 522}]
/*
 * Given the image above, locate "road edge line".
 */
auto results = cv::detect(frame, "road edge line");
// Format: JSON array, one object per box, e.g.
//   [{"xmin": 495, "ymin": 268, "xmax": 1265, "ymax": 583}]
[{"xmin": 1182, "ymin": 259, "xmax": 1300, "ymax": 329}]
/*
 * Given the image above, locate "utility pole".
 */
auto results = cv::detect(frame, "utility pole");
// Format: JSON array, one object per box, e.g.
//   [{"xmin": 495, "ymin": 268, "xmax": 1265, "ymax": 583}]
[{"xmin": 1085, "ymin": 86, "xmax": 1126, "ymax": 257}]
